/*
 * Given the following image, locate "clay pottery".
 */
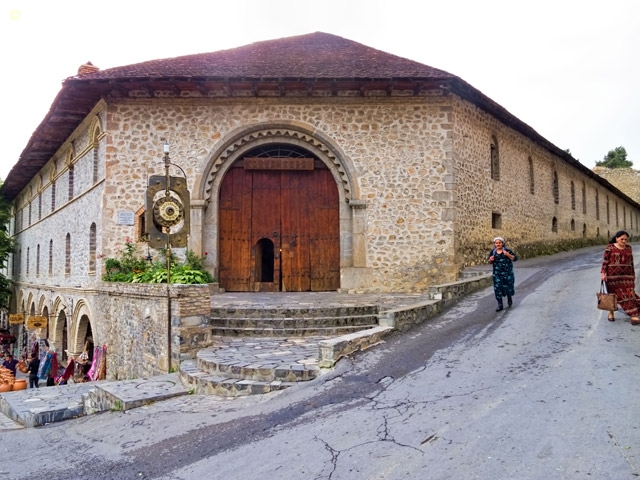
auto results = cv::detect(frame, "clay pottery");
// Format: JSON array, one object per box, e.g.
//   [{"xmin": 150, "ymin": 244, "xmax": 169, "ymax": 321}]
[
  {"xmin": 0, "ymin": 382, "xmax": 11, "ymax": 393},
  {"xmin": 12, "ymin": 379, "xmax": 27, "ymax": 391}
]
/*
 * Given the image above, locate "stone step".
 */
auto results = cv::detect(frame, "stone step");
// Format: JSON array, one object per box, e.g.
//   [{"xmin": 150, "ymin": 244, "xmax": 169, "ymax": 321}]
[
  {"xmin": 179, "ymin": 360, "xmax": 296, "ymax": 397},
  {"xmin": 210, "ymin": 324, "xmax": 375, "ymax": 337},
  {"xmin": 209, "ymin": 305, "xmax": 379, "ymax": 320},
  {"xmin": 195, "ymin": 343, "xmax": 321, "ymax": 382},
  {"xmin": 209, "ymin": 314, "xmax": 378, "ymax": 329}
]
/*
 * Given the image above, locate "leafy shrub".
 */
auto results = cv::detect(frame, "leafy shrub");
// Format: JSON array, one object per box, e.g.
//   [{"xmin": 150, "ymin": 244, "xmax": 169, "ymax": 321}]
[{"xmin": 103, "ymin": 238, "xmax": 214, "ymax": 284}]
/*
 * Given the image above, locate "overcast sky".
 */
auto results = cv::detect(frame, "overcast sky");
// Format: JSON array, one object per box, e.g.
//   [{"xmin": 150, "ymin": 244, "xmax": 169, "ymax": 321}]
[{"xmin": 1, "ymin": 0, "xmax": 639, "ymax": 182}]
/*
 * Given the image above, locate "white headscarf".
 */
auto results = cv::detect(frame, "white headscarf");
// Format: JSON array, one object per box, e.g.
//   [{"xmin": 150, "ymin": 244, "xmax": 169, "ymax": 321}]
[{"xmin": 493, "ymin": 236, "xmax": 505, "ymax": 244}]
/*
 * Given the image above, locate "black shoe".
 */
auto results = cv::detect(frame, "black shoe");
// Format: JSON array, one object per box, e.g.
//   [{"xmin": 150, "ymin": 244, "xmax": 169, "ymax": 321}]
[
  {"xmin": 507, "ymin": 297, "xmax": 513, "ymax": 307},
  {"xmin": 496, "ymin": 305, "xmax": 504, "ymax": 312}
]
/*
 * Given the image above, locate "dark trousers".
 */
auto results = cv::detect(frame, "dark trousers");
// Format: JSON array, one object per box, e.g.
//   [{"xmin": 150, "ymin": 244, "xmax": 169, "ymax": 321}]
[
  {"xmin": 29, "ymin": 375, "xmax": 39, "ymax": 388},
  {"xmin": 496, "ymin": 293, "xmax": 513, "ymax": 306}
]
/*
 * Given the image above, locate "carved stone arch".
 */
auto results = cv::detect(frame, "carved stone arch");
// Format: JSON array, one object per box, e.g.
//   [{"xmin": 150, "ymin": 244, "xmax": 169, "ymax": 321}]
[
  {"xmin": 65, "ymin": 146, "xmax": 76, "ymax": 166},
  {"xmin": 196, "ymin": 122, "xmax": 358, "ymax": 205},
  {"xmin": 89, "ymin": 116, "xmax": 103, "ymax": 146},
  {"xmin": 193, "ymin": 122, "xmax": 365, "ymax": 277},
  {"xmin": 37, "ymin": 294, "xmax": 48, "ymax": 315},
  {"xmin": 25, "ymin": 292, "xmax": 34, "ymax": 314},
  {"xmin": 70, "ymin": 299, "xmax": 93, "ymax": 355}
]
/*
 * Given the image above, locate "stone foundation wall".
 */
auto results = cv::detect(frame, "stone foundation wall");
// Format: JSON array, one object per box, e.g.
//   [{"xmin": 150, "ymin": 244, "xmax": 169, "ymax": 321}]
[{"xmin": 12, "ymin": 283, "xmax": 212, "ymax": 381}]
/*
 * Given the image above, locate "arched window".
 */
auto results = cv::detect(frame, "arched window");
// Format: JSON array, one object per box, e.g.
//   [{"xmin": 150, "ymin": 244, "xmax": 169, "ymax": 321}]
[
  {"xmin": 36, "ymin": 244, "xmax": 40, "ymax": 277},
  {"xmin": 571, "ymin": 219, "xmax": 575, "ymax": 231},
  {"xmin": 570, "ymin": 182, "xmax": 575, "ymax": 210},
  {"xmin": 90, "ymin": 117, "xmax": 102, "ymax": 185},
  {"xmin": 528, "ymin": 156, "xmax": 534, "ymax": 194},
  {"xmin": 582, "ymin": 182, "xmax": 586, "ymax": 214},
  {"xmin": 68, "ymin": 165, "xmax": 75, "ymax": 201},
  {"xmin": 65, "ymin": 233, "xmax": 71, "ymax": 276},
  {"xmin": 606, "ymin": 197, "xmax": 610, "ymax": 224},
  {"xmin": 49, "ymin": 239, "xmax": 53, "ymax": 276},
  {"xmin": 552, "ymin": 171, "xmax": 559, "ymax": 204},
  {"xmin": 595, "ymin": 191, "xmax": 600, "ymax": 220},
  {"xmin": 38, "ymin": 193, "xmax": 42, "ymax": 220},
  {"xmin": 89, "ymin": 223, "xmax": 97, "ymax": 274},
  {"xmin": 51, "ymin": 181, "xmax": 56, "ymax": 212},
  {"xmin": 490, "ymin": 136, "xmax": 500, "ymax": 180},
  {"xmin": 26, "ymin": 247, "xmax": 30, "ymax": 275},
  {"xmin": 552, "ymin": 217, "xmax": 558, "ymax": 233},
  {"xmin": 583, "ymin": 223, "xmax": 587, "ymax": 238}
]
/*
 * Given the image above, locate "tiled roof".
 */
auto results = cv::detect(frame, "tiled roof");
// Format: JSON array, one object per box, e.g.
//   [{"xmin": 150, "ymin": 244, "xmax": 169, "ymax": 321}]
[
  {"xmin": 1, "ymin": 32, "xmax": 624, "ymax": 205},
  {"xmin": 69, "ymin": 32, "xmax": 454, "ymax": 80}
]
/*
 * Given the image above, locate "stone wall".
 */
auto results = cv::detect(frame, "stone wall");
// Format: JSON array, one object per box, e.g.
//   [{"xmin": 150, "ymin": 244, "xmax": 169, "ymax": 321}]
[
  {"xmin": 452, "ymin": 96, "xmax": 640, "ymax": 265},
  {"xmin": 593, "ymin": 167, "xmax": 640, "ymax": 204},
  {"xmin": 103, "ymin": 96, "xmax": 457, "ymax": 292},
  {"xmin": 11, "ymin": 282, "xmax": 212, "ymax": 381}
]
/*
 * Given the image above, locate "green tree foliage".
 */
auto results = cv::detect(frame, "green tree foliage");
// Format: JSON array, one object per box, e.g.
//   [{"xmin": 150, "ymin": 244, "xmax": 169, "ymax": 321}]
[
  {"xmin": 596, "ymin": 146, "xmax": 632, "ymax": 168},
  {"xmin": 0, "ymin": 181, "xmax": 16, "ymax": 309}
]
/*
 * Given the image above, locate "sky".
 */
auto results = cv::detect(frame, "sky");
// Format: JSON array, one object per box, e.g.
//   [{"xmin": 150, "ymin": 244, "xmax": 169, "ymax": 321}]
[{"xmin": 1, "ymin": 0, "xmax": 639, "ymax": 182}]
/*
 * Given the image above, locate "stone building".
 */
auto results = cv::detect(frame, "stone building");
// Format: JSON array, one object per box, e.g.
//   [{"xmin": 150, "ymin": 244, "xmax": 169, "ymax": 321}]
[{"xmin": 2, "ymin": 32, "xmax": 639, "ymax": 378}]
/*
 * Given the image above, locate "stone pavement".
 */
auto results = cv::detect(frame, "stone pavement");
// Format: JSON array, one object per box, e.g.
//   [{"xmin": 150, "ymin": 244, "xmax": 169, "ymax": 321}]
[
  {"xmin": 0, "ymin": 270, "xmax": 493, "ymax": 429},
  {"xmin": 0, "ymin": 373, "xmax": 189, "ymax": 429}
]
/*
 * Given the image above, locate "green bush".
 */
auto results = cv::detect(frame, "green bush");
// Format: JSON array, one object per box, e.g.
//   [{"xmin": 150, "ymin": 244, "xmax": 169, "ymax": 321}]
[{"xmin": 102, "ymin": 238, "xmax": 214, "ymax": 284}]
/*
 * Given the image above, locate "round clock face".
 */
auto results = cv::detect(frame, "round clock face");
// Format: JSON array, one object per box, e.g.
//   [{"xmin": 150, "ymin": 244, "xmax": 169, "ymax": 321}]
[{"xmin": 153, "ymin": 195, "xmax": 184, "ymax": 227}]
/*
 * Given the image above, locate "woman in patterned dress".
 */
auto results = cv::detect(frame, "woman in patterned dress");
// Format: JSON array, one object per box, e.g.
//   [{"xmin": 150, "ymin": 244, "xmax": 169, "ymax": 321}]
[
  {"xmin": 601, "ymin": 230, "xmax": 640, "ymax": 325},
  {"xmin": 488, "ymin": 237, "xmax": 518, "ymax": 312}
]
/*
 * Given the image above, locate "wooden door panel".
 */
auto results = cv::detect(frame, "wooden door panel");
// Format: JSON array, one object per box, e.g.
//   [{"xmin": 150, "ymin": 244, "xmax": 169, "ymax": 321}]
[
  {"xmin": 219, "ymin": 168, "xmax": 253, "ymax": 291},
  {"xmin": 309, "ymin": 169, "xmax": 340, "ymax": 290},
  {"xmin": 250, "ymin": 171, "xmax": 281, "ymax": 291},
  {"xmin": 218, "ymin": 160, "xmax": 340, "ymax": 292},
  {"xmin": 281, "ymin": 170, "xmax": 311, "ymax": 292}
]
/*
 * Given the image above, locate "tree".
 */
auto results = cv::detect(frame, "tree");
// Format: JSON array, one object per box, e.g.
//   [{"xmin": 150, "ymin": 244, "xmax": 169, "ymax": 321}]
[
  {"xmin": 0, "ymin": 180, "xmax": 15, "ymax": 310},
  {"xmin": 595, "ymin": 146, "xmax": 632, "ymax": 168}
]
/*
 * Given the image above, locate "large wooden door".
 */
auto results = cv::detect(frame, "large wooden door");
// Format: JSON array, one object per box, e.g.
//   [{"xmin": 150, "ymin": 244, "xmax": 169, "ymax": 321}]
[{"xmin": 218, "ymin": 161, "xmax": 339, "ymax": 292}]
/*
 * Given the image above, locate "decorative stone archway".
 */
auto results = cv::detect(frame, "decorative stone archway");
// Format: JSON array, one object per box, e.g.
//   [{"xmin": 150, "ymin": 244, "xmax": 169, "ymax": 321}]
[{"xmin": 192, "ymin": 122, "xmax": 368, "ymax": 289}]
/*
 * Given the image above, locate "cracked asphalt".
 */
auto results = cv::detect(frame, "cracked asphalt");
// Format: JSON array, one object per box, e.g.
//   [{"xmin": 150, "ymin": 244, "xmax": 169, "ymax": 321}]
[{"xmin": 1, "ymin": 245, "xmax": 639, "ymax": 480}]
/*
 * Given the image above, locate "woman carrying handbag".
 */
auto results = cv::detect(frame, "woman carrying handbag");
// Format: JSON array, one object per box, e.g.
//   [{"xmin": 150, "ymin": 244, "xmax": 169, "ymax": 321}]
[{"xmin": 601, "ymin": 230, "xmax": 640, "ymax": 325}]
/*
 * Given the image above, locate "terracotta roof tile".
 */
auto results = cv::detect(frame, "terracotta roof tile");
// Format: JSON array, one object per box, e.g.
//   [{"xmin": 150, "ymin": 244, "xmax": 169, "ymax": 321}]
[
  {"xmin": 2, "ymin": 32, "xmax": 626, "ymax": 205},
  {"xmin": 72, "ymin": 32, "xmax": 453, "ymax": 81}
]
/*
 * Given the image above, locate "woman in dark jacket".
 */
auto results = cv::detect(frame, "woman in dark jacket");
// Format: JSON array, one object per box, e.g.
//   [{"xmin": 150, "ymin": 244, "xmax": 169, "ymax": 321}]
[
  {"xmin": 26, "ymin": 352, "xmax": 40, "ymax": 388},
  {"xmin": 488, "ymin": 236, "xmax": 518, "ymax": 311}
]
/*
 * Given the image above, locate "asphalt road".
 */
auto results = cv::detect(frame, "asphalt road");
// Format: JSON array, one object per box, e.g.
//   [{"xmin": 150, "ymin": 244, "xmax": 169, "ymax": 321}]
[{"xmin": 2, "ymin": 244, "xmax": 639, "ymax": 480}]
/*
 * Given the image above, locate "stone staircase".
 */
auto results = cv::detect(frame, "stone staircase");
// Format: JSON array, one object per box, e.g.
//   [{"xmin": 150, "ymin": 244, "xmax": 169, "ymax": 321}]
[
  {"xmin": 179, "ymin": 304, "xmax": 381, "ymax": 396},
  {"xmin": 209, "ymin": 305, "xmax": 380, "ymax": 336}
]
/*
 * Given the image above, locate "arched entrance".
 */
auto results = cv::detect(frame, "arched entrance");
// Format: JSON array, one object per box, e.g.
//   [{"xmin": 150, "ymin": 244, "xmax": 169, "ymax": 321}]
[{"xmin": 218, "ymin": 144, "xmax": 340, "ymax": 292}]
